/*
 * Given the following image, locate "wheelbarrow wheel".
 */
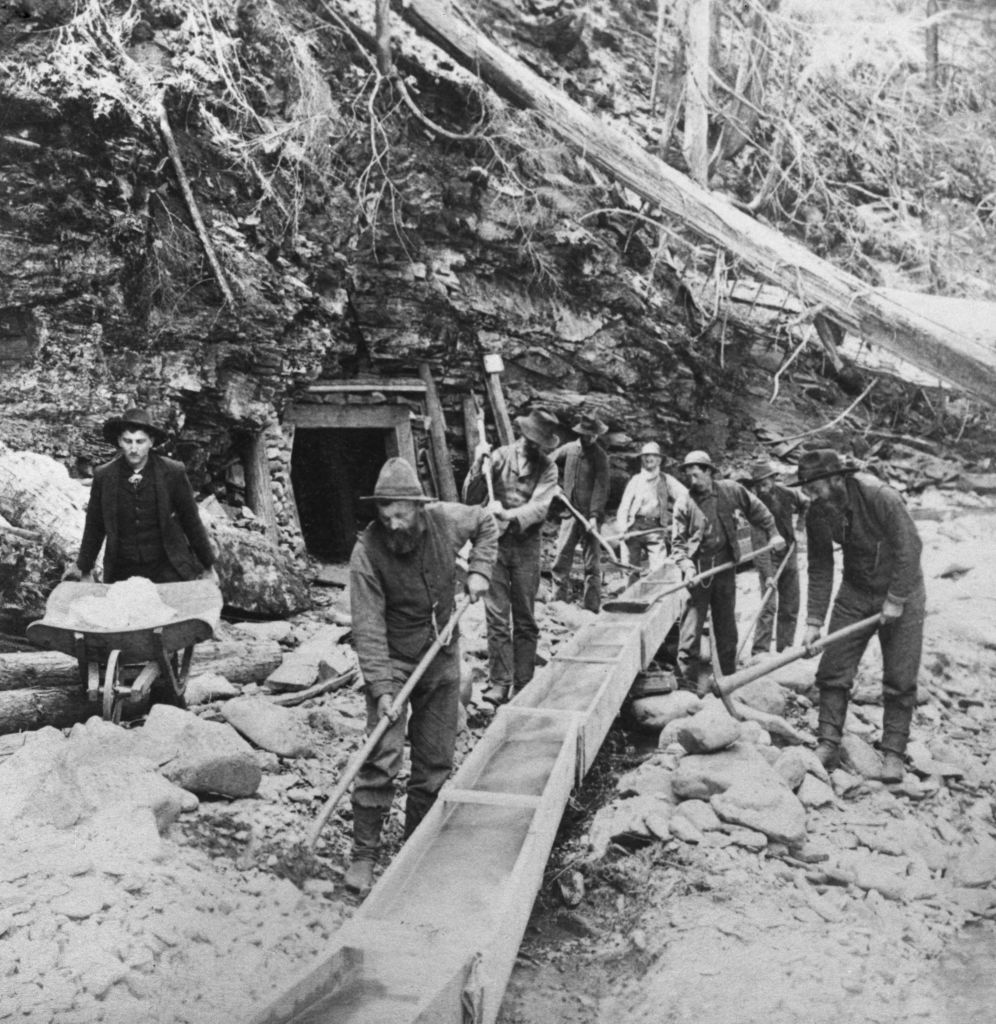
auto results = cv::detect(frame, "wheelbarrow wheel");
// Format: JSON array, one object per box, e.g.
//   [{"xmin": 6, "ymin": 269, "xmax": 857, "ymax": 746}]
[{"xmin": 102, "ymin": 649, "xmax": 122, "ymax": 722}]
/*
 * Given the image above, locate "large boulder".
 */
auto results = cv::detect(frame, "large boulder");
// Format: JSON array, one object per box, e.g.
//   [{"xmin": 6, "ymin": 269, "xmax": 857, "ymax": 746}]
[
  {"xmin": 711, "ymin": 777, "xmax": 807, "ymax": 845},
  {"xmin": 630, "ymin": 690, "xmax": 701, "ymax": 731},
  {"xmin": 675, "ymin": 708, "xmax": 741, "ymax": 754},
  {"xmin": 671, "ymin": 743, "xmax": 784, "ymax": 801},
  {"xmin": 221, "ymin": 695, "xmax": 316, "ymax": 758}
]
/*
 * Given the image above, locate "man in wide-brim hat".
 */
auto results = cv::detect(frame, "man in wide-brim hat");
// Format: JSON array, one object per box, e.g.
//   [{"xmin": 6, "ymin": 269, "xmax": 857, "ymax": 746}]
[
  {"xmin": 463, "ymin": 407, "xmax": 559, "ymax": 705},
  {"xmin": 549, "ymin": 413, "xmax": 610, "ymax": 612},
  {"xmin": 793, "ymin": 449, "xmax": 925, "ymax": 783},
  {"xmin": 742, "ymin": 458, "xmax": 810, "ymax": 656},
  {"xmin": 346, "ymin": 457, "xmax": 498, "ymax": 894},
  {"xmin": 65, "ymin": 407, "xmax": 217, "ymax": 586},
  {"xmin": 615, "ymin": 440, "xmax": 688, "ymax": 586},
  {"xmin": 672, "ymin": 449, "xmax": 783, "ymax": 695}
]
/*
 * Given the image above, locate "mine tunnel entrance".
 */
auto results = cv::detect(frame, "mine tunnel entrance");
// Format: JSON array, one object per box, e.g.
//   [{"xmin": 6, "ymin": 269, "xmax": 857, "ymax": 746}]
[
  {"xmin": 286, "ymin": 381, "xmax": 425, "ymax": 561},
  {"xmin": 291, "ymin": 428, "xmax": 387, "ymax": 560}
]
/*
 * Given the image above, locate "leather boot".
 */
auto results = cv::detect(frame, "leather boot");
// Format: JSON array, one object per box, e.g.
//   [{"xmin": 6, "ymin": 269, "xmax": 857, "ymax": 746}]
[
  {"xmin": 344, "ymin": 805, "xmax": 385, "ymax": 895},
  {"xmin": 815, "ymin": 687, "xmax": 849, "ymax": 772},
  {"xmin": 880, "ymin": 696, "xmax": 913, "ymax": 784},
  {"xmin": 482, "ymin": 684, "xmax": 510, "ymax": 706},
  {"xmin": 880, "ymin": 752, "xmax": 905, "ymax": 783}
]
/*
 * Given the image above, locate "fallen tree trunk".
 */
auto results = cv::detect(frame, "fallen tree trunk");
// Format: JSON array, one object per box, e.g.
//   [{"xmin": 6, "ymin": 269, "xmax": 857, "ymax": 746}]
[
  {"xmin": 0, "ymin": 638, "xmax": 283, "ymax": 691},
  {"xmin": 398, "ymin": 0, "xmax": 996, "ymax": 403}
]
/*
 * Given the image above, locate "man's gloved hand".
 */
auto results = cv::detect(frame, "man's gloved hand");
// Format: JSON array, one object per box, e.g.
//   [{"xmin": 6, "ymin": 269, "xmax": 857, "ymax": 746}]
[
  {"xmin": 486, "ymin": 500, "xmax": 505, "ymax": 518},
  {"xmin": 802, "ymin": 624, "xmax": 822, "ymax": 650},
  {"xmin": 880, "ymin": 598, "xmax": 904, "ymax": 621},
  {"xmin": 770, "ymin": 535, "xmax": 787, "ymax": 551},
  {"xmin": 466, "ymin": 572, "xmax": 489, "ymax": 603},
  {"xmin": 62, "ymin": 566, "xmax": 83, "ymax": 582},
  {"xmin": 679, "ymin": 559, "xmax": 696, "ymax": 581}
]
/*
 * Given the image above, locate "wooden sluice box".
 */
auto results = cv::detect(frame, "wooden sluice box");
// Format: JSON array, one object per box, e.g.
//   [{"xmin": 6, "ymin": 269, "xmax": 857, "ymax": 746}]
[{"xmin": 250, "ymin": 562, "xmax": 686, "ymax": 1024}]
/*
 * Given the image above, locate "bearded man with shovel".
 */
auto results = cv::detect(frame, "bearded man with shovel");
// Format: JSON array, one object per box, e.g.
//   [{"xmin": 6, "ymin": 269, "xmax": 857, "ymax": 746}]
[
  {"xmin": 345, "ymin": 458, "xmax": 498, "ymax": 893},
  {"xmin": 795, "ymin": 449, "xmax": 925, "ymax": 782}
]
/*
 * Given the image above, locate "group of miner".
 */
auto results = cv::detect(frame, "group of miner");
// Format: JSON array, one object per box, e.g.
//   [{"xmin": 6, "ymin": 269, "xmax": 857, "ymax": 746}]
[{"xmin": 65, "ymin": 406, "xmax": 925, "ymax": 897}]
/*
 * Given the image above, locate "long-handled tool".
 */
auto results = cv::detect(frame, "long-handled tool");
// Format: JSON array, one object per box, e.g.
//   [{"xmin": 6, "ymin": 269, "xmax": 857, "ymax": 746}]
[
  {"xmin": 306, "ymin": 595, "xmax": 472, "ymax": 851},
  {"xmin": 556, "ymin": 489, "xmax": 629, "ymax": 569},
  {"xmin": 715, "ymin": 613, "xmax": 884, "ymax": 700},
  {"xmin": 603, "ymin": 536, "xmax": 784, "ymax": 613},
  {"xmin": 735, "ymin": 541, "xmax": 796, "ymax": 661}
]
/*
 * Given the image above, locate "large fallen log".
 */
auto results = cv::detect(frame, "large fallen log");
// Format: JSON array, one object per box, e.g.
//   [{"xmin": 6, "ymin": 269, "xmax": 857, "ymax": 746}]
[
  {"xmin": 398, "ymin": 0, "xmax": 996, "ymax": 403},
  {"xmin": 0, "ymin": 637, "xmax": 283, "ymax": 691}
]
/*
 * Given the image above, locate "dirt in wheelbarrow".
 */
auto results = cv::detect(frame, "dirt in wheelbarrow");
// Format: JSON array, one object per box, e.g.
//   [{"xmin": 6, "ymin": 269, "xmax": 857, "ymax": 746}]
[{"xmin": 5, "ymin": 496, "xmax": 996, "ymax": 1024}]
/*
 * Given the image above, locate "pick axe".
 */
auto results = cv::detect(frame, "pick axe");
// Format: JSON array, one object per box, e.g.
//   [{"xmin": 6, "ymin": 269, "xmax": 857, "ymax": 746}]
[{"xmin": 556, "ymin": 489, "xmax": 629, "ymax": 569}]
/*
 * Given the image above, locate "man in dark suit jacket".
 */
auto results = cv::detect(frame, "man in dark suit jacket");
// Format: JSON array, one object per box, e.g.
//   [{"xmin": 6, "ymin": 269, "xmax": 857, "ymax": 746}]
[{"xmin": 66, "ymin": 408, "xmax": 217, "ymax": 584}]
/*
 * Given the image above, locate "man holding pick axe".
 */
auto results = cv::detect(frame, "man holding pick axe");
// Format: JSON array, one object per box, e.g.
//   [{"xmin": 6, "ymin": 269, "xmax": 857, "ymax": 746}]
[
  {"xmin": 673, "ymin": 450, "xmax": 784, "ymax": 695},
  {"xmin": 464, "ymin": 408, "xmax": 560, "ymax": 706},
  {"xmin": 796, "ymin": 449, "xmax": 925, "ymax": 782},
  {"xmin": 744, "ymin": 459, "xmax": 810, "ymax": 656},
  {"xmin": 550, "ymin": 414, "xmax": 610, "ymax": 612},
  {"xmin": 346, "ymin": 458, "xmax": 498, "ymax": 894}
]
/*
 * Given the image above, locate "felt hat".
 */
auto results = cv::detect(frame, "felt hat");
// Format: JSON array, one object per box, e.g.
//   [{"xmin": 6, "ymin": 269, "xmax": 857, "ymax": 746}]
[
  {"xmin": 748, "ymin": 459, "xmax": 778, "ymax": 483},
  {"xmin": 515, "ymin": 408, "xmax": 560, "ymax": 450},
  {"xmin": 102, "ymin": 408, "xmax": 168, "ymax": 446},
  {"xmin": 681, "ymin": 449, "xmax": 714, "ymax": 470},
  {"xmin": 361, "ymin": 457, "xmax": 433, "ymax": 502},
  {"xmin": 572, "ymin": 414, "xmax": 608, "ymax": 438},
  {"xmin": 790, "ymin": 449, "xmax": 856, "ymax": 487},
  {"xmin": 639, "ymin": 442, "xmax": 662, "ymax": 457}
]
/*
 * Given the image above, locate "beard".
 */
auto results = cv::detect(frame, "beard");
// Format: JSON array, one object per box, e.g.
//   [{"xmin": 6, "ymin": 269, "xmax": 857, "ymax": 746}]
[{"xmin": 383, "ymin": 525, "xmax": 419, "ymax": 555}]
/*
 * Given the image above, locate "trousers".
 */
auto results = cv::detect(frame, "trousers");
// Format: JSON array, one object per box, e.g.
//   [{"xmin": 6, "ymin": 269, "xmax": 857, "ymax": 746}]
[
  {"xmin": 677, "ymin": 559, "xmax": 738, "ymax": 688},
  {"xmin": 752, "ymin": 551, "xmax": 801, "ymax": 654},
  {"xmin": 352, "ymin": 643, "xmax": 461, "ymax": 816},
  {"xmin": 485, "ymin": 533, "xmax": 541, "ymax": 690},
  {"xmin": 551, "ymin": 516, "xmax": 602, "ymax": 612}
]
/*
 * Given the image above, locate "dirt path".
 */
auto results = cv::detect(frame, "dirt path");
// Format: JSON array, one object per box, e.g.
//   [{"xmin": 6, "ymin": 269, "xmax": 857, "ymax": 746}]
[{"xmin": 499, "ymin": 498, "xmax": 996, "ymax": 1024}]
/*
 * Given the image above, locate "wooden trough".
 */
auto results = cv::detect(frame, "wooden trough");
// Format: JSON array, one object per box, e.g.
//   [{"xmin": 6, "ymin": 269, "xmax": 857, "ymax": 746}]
[{"xmin": 250, "ymin": 561, "xmax": 685, "ymax": 1024}]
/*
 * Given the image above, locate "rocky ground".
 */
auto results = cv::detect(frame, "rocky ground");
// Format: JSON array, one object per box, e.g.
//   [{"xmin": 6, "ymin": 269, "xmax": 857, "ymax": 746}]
[{"xmin": 3, "ymin": 485, "xmax": 996, "ymax": 1024}]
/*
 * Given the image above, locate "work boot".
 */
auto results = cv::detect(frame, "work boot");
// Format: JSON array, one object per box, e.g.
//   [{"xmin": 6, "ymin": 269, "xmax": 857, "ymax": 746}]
[
  {"xmin": 344, "ymin": 805, "xmax": 385, "ymax": 895},
  {"xmin": 880, "ymin": 751, "xmax": 905, "ymax": 783},
  {"xmin": 815, "ymin": 741, "xmax": 840, "ymax": 772},
  {"xmin": 880, "ymin": 695, "xmax": 914, "ymax": 776},
  {"xmin": 404, "ymin": 792, "xmax": 436, "ymax": 841}
]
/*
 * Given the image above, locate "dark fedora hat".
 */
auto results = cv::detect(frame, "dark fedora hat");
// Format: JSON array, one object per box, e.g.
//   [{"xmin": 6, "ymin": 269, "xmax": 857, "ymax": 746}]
[
  {"xmin": 361, "ymin": 457, "xmax": 433, "ymax": 503},
  {"xmin": 102, "ymin": 407, "xmax": 168, "ymax": 446},
  {"xmin": 790, "ymin": 449, "xmax": 856, "ymax": 487},
  {"xmin": 748, "ymin": 459, "xmax": 778, "ymax": 483},
  {"xmin": 515, "ymin": 408, "xmax": 559, "ymax": 450},
  {"xmin": 572, "ymin": 414, "xmax": 608, "ymax": 438}
]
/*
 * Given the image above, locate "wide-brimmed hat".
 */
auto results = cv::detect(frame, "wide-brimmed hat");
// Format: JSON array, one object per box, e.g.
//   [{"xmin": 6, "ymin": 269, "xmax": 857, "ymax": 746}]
[
  {"xmin": 790, "ymin": 449, "xmax": 856, "ymax": 487},
  {"xmin": 102, "ymin": 408, "xmax": 168, "ymax": 446},
  {"xmin": 361, "ymin": 457, "xmax": 433, "ymax": 502},
  {"xmin": 572, "ymin": 414, "xmax": 608, "ymax": 438},
  {"xmin": 639, "ymin": 441, "xmax": 662, "ymax": 457},
  {"xmin": 681, "ymin": 449, "xmax": 714, "ymax": 470},
  {"xmin": 748, "ymin": 459, "xmax": 777, "ymax": 483},
  {"xmin": 515, "ymin": 408, "xmax": 559, "ymax": 450}
]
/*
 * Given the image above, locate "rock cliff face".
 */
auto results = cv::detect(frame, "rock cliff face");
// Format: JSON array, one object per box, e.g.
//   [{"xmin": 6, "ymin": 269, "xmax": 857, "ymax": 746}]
[{"xmin": 0, "ymin": 0, "xmax": 725, "ymax": 498}]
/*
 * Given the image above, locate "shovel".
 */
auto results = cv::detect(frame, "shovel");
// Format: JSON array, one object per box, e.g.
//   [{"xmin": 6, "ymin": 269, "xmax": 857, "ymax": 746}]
[
  {"xmin": 603, "ymin": 537, "xmax": 784, "ymax": 613},
  {"xmin": 306, "ymin": 595, "xmax": 472, "ymax": 852},
  {"xmin": 735, "ymin": 542, "xmax": 797, "ymax": 661},
  {"xmin": 715, "ymin": 613, "xmax": 884, "ymax": 700}
]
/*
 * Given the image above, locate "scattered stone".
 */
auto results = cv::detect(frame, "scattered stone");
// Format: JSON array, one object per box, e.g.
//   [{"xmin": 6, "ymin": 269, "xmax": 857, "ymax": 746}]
[
  {"xmin": 711, "ymin": 777, "xmax": 807, "ymax": 845},
  {"xmin": 775, "ymin": 747, "xmax": 828, "ymax": 790},
  {"xmin": 671, "ymin": 743, "xmax": 785, "ymax": 801},
  {"xmin": 843, "ymin": 852, "xmax": 910, "ymax": 901},
  {"xmin": 950, "ymin": 838, "xmax": 996, "ymax": 887},
  {"xmin": 585, "ymin": 796, "xmax": 669, "ymax": 858},
  {"xmin": 221, "ymin": 696, "xmax": 316, "ymax": 758},
  {"xmin": 735, "ymin": 677, "xmax": 789, "ymax": 717},
  {"xmin": 672, "ymin": 799, "xmax": 723, "ymax": 832},
  {"xmin": 797, "ymin": 774, "xmax": 836, "ymax": 808},
  {"xmin": 840, "ymin": 734, "xmax": 884, "ymax": 779},
  {"xmin": 616, "ymin": 757, "xmax": 675, "ymax": 801},
  {"xmin": 668, "ymin": 814, "xmax": 704, "ymax": 844},
  {"xmin": 725, "ymin": 826, "xmax": 768, "ymax": 851},
  {"xmin": 185, "ymin": 672, "xmax": 241, "ymax": 705},
  {"xmin": 737, "ymin": 719, "xmax": 771, "ymax": 746},
  {"xmin": 630, "ymin": 690, "xmax": 701, "ymax": 731},
  {"xmin": 265, "ymin": 625, "xmax": 355, "ymax": 691},
  {"xmin": 675, "ymin": 709, "xmax": 741, "ymax": 754}
]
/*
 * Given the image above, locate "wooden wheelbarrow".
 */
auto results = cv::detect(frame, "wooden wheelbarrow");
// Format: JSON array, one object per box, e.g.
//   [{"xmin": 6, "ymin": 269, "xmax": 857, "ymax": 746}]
[{"xmin": 26, "ymin": 580, "xmax": 223, "ymax": 723}]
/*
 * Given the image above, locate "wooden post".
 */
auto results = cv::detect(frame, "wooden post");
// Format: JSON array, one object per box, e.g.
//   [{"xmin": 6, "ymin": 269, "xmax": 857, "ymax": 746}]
[
  {"xmin": 462, "ymin": 395, "xmax": 482, "ymax": 456},
  {"xmin": 417, "ymin": 362, "xmax": 458, "ymax": 502},
  {"xmin": 397, "ymin": 0, "xmax": 996, "ymax": 403},
  {"xmin": 483, "ymin": 353, "xmax": 514, "ymax": 445},
  {"xmin": 245, "ymin": 429, "xmax": 279, "ymax": 541}
]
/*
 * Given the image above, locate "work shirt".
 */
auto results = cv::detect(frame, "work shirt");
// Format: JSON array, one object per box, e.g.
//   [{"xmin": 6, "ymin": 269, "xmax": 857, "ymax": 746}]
[
  {"xmin": 551, "ymin": 440, "xmax": 609, "ymax": 521},
  {"xmin": 616, "ymin": 472, "xmax": 688, "ymax": 532},
  {"xmin": 805, "ymin": 472, "xmax": 924, "ymax": 625},
  {"xmin": 673, "ymin": 479, "xmax": 777, "ymax": 566},
  {"xmin": 758, "ymin": 482, "xmax": 810, "ymax": 543},
  {"xmin": 463, "ymin": 439, "xmax": 558, "ymax": 540},
  {"xmin": 349, "ymin": 502, "xmax": 498, "ymax": 701}
]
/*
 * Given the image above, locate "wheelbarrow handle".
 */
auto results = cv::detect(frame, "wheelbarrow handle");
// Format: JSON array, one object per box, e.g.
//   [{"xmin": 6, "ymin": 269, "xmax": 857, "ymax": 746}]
[{"xmin": 306, "ymin": 595, "xmax": 472, "ymax": 851}]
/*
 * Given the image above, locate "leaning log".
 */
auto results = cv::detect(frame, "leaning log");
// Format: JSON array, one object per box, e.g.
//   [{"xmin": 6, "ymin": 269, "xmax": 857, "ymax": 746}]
[{"xmin": 398, "ymin": 0, "xmax": 996, "ymax": 403}]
